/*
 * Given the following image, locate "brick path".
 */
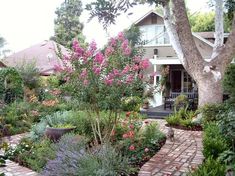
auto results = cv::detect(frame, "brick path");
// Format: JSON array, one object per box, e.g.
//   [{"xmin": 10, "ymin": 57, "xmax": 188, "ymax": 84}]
[
  {"xmin": 0, "ymin": 133, "xmax": 38, "ymax": 176},
  {"xmin": 139, "ymin": 119, "xmax": 204, "ymax": 176}
]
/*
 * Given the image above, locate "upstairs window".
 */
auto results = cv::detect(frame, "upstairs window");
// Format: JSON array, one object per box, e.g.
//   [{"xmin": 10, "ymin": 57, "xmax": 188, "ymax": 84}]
[{"xmin": 140, "ymin": 25, "xmax": 170, "ymax": 46}]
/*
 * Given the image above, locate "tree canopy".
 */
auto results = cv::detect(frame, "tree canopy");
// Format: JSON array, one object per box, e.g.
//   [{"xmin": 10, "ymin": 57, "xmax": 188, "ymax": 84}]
[{"xmin": 53, "ymin": 0, "xmax": 85, "ymax": 48}]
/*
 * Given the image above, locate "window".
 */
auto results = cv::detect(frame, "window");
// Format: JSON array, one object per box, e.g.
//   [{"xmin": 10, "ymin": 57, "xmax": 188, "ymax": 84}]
[{"xmin": 140, "ymin": 25, "xmax": 170, "ymax": 46}]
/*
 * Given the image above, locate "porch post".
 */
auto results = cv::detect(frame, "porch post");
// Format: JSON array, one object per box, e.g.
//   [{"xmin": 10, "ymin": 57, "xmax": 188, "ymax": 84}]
[{"xmin": 153, "ymin": 64, "xmax": 157, "ymax": 86}]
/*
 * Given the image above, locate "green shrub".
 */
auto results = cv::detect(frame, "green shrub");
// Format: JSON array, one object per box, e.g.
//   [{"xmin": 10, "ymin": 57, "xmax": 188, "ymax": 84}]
[
  {"xmin": 218, "ymin": 108, "xmax": 235, "ymax": 147},
  {"xmin": 223, "ymin": 63, "xmax": 235, "ymax": 103},
  {"xmin": 0, "ymin": 67, "xmax": 23, "ymax": 103},
  {"xmin": 203, "ymin": 122, "xmax": 229, "ymax": 159},
  {"xmin": 121, "ymin": 96, "xmax": 141, "ymax": 111},
  {"xmin": 201, "ymin": 103, "xmax": 228, "ymax": 123},
  {"xmin": 189, "ymin": 157, "xmax": 226, "ymax": 176},
  {"xmin": 174, "ymin": 94, "xmax": 189, "ymax": 110},
  {"xmin": 16, "ymin": 62, "xmax": 41, "ymax": 90}
]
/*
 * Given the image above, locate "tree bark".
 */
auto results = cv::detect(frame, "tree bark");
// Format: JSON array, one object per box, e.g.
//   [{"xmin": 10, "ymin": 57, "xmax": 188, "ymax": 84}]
[{"xmin": 197, "ymin": 76, "xmax": 223, "ymax": 107}]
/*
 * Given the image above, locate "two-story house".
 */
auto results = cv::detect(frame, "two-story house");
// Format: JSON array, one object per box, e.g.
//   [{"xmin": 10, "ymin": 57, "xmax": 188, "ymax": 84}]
[{"xmin": 135, "ymin": 10, "xmax": 228, "ymax": 107}]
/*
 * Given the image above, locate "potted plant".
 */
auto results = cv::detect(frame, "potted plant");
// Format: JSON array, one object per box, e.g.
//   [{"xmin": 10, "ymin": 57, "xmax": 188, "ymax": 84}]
[{"xmin": 45, "ymin": 124, "xmax": 76, "ymax": 141}]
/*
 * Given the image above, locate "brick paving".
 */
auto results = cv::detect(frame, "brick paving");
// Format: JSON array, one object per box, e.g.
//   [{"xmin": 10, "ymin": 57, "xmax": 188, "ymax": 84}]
[
  {"xmin": 139, "ymin": 119, "xmax": 204, "ymax": 176},
  {"xmin": 0, "ymin": 133, "xmax": 38, "ymax": 176}
]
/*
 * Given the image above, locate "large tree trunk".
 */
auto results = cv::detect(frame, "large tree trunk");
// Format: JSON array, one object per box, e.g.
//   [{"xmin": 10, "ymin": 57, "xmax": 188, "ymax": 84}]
[{"xmin": 197, "ymin": 76, "xmax": 223, "ymax": 107}]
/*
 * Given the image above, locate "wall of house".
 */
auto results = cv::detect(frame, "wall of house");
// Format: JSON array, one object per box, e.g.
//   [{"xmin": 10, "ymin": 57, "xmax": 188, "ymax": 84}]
[
  {"xmin": 137, "ymin": 13, "xmax": 164, "ymax": 26},
  {"xmin": 194, "ymin": 38, "xmax": 213, "ymax": 60},
  {"xmin": 143, "ymin": 46, "xmax": 176, "ymax": 59}
]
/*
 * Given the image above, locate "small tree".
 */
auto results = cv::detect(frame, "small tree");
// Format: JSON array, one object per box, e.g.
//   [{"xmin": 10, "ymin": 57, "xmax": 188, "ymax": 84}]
[
  {"xmin": 53, "ymin": 0, "xmax": 85, "ymax": 48},
  {"xmin": 57, "ymin": 33, "xmax": 150, "ymax": 144}
]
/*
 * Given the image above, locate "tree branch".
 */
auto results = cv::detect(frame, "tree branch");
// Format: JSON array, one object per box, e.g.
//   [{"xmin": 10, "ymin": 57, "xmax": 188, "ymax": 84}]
[
  {"xmin": 211, "ymin": 12, "xmax": 235, "ymax": 73},
  {"xmin": 171, "ymin": 0, "xmax": 204, "ymax": 77},
  {"xmin": 211, "ymin": 0, "xmax": 224, "ymax": 59},
  {"xmin": 163, "ymin": 2, "xmax": 189, "ymax": 69}
]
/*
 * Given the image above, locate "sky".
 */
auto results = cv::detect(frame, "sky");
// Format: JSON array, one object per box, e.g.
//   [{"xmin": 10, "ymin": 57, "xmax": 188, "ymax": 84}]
[{"xmin": 0, "ymin": 0, "xmax": 210, "ymax": 53}]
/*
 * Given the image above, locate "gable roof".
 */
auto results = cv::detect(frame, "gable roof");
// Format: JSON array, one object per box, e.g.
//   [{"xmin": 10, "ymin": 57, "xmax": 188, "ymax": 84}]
[
  {"xmin": 134, "ymin": 10, "xmax": 216, "ymax": 48},
  {"xmin": 2, "ymin": 40, "xmax": 70, "ymax": 75}
]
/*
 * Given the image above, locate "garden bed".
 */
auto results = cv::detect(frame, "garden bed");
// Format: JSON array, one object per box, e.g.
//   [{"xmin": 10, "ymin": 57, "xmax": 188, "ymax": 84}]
[{"xmin": 165, "ymin": 124, "xmax": 202, "ymax": 131}]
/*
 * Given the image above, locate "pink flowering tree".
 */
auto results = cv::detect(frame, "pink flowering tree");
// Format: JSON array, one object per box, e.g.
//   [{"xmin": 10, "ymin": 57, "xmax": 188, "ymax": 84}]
[{"xmin": 57, "ymin": 32, "xmax": 150, "ymax": 144}]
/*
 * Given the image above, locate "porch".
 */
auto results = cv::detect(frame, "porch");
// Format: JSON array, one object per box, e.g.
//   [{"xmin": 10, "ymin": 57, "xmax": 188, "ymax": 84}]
[{"xmin": 140, "ymin": 105, "xmax": 173, "ymax": 119}]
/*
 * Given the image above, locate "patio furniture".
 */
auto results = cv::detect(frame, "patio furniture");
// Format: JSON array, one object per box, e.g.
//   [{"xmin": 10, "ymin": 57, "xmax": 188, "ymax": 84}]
[{"xmin": 164, "ymin": 93, "xmax": 198, "ymax": 110}]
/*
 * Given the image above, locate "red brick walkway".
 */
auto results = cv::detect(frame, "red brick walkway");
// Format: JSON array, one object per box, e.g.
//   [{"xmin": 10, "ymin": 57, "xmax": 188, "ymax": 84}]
[
  {"xmin": 0, "ymin": 133, "xmax": 38, "ymax": 176},
  {"xmin": 139, "ymin": 119, "xmax": 204, "ymax": 176}
]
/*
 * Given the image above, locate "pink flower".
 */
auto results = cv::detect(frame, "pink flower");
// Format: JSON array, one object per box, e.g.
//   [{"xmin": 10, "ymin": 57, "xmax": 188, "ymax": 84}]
[
  {"xmin": 121, "ymin": 39, "xmax": 129, "ymax": 50},
  {"xmin": 94, "ymin": 52, "xmax": 104, "ymax": 64},
  {"xmin": 113, "ymin": 69, "xmax": 120, "ymax": 77},
  {"xmin": 129, "ymin": 124, "xmax": 134, "ymax": 129},
  {"xmin": 93, "ymin": 66, "xmax": 101, "ymax": 75},
  {"xmin": 83, "ymin": 80, "xmax": 89, "ymax": 86},
  {"xmin": 128, "ymin": 131, "xmax": 135, "ymax": 138},
  {"xmin": 72, "ymin": 40, "xmax": 84, "ymax": 57},
  {"xmin": 54, "ymin": 64, "xmax": 63, "ymax": 72},
  {"xmin": 89, "ymin": 40, "xmax": 97, "ymax": 51},
  {"xmin": 123, "ymin": 47, "xmax": 131, "ymax": 56},
  {"xmin": 117, "ymin": 32, "xmax": 125, "ymax": 41},
  {"xmin": 150, "ymin": 72, "xmax": 157, "ymax": 77},
  {"xmin": 133, "ymin": 64, "xmax": 139, "ymax": 71},
  {"xmin": 80, "ymin": 69, "xmax": 87, "ymax": 78},
  {"xmin": 140, "ymin": 59, "xmax": 150, "ymax": 69},
  {"xmin": 126, "ymin": 75, "xmax": 134, "ymax": 84},
  {"xmin": 104, "ymin": 78, "xmax": 114, "ymax": 86},
  {"xmin": 129, "ymin": 145, "xmax": 135, "ymax": 151},
  {"xmin": 144, "ymin": 148, "xmax": 149, "ymax": 152},
  {"xmin": 122, "ymin": 133, "xmax": 129, "ymax": 139},
  {"xmin": 105, "ymin": 46, "xmax": 114, "ymax": 57},
  {"xmin": 109, "ymin": 37, "xmax": 117, "ymax": 47},
  {"xmin": 133, "ymin": 56, "xmax": 141, "ymax": 63},
  {"xmin": 122, "ymin": 65, "xmax": 130, "ymax": 74}
]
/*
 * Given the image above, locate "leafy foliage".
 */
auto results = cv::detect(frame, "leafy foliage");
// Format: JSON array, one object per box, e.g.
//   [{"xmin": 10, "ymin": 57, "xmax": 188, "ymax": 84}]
[
  {"xmin": 223, "ymin": 64, "xmax": 235, "ymax": 103},
  {"xmin": 16, "ymin": 62, "xmax": 41, "ymax": 90},
  {"xmin": 0, "ymin": 67, "xmax": 23, "ymax": 103},
  {"xmin": 189, "ymin": 157, "xmax": 226, "ymax": 176},
  {"xmin": 53, "ymin": 0, "xmax": 85, "ymax": 48},
  {"xmin": 42, "ymin": 134, "xmax": 131, "ymax": 176},
  {"xmin": 203, "ymin": 122, "xmax": 229, "ymax": 159}
]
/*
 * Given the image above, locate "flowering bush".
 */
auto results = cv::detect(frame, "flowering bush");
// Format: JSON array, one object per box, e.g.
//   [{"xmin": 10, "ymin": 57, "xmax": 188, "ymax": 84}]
[
  {"xmin": 57, "ymin": 32, "xmax": 150, "ymax": 143},
  {"xmin": 111, "ymin": 112, "xmax": 166, "ymax": 165}
]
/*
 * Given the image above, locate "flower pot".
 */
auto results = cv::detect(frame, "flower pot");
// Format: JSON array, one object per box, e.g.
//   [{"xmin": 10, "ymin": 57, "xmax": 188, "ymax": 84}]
[{"xmin": 45, "ymin": 127, "xmax": 75, "ymax": 141}]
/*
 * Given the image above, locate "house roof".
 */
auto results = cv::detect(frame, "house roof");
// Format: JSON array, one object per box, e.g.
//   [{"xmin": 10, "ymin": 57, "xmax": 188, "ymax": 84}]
[
  {"xmin": 134, "ymin": 10, "xmax": 228, "ymax": 48},
  {"xmin": 195, "ymin": 32, "xmax": 229, "ymax": 39},
  {"xmin": 0, "ymin": 60, "xmax": 6, "ymax": 67},
  {"xmin": 2, "ymin": 40, "xmax": 70, "ymax": 75}
]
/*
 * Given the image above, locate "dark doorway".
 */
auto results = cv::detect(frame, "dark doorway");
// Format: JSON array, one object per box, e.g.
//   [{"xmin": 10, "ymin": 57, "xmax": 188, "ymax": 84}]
[{"xmin": 171, "ymin": 70, "xmax": 181, "ymax": 92}]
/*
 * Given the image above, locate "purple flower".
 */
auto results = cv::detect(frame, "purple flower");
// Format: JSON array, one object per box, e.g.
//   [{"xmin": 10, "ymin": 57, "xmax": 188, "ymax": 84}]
[
  {"xmin": 117, "ymin": 32, "xmax": 125, "ymax": 41},
  {"xmin": 109, "ymin": 37, "xmax": 117, "ymax": 47},
  {"xmin": 123, "ymin": 47, "xmax": 131, "ymax": 56},
  {"xmin": 89, "ymin": 40, "xmax": 97, "ymax": 52},
  {"xmin": 105, "ymin": 46, "xmax": 114, "ymax": 57},
  {"xmin": 121, "ymin": 40, "xmax": 129, "ymax": 50}
]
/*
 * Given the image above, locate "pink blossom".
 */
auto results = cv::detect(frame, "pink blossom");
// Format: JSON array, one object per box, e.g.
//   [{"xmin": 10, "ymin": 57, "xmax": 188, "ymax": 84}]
[
  {"xmin": 140, "ymin": 59, "xmax": 150, "ymax": 69},
  {"xmin": 84, "ymin": 50, "xmax": 92, "ymax": 58},
  {"xmin": 126, "ymin": 75, "xmax": 134, "ymax": 84},
  {"xmin": 123, "ymin": 47, "xmax": 131, "ymax": 56},
  {"xmin": 105, "ymin": 46, "xmax": 114, "ymax": 57},
  {"xmin": 72, "ymin": 40, "xmax": 84, "ymax": 57},
  {"xmin": 80, "ymin": 69, "xmax": 88, "ymax": 78},
  {"xmin": 133, "ymin": 56, "xmax": 141, "ymax": 63},
  {"xmin": 83, "ymin": 80, "xmax": 89, "ymax": 86},
  {"xmin": 113, "ymin": 69, "xmax": 120, "ymax": 77},
  {"xmin": 138, "ymin": 73, "xmax": 144, "ymax": 80},
  {"xmin": 93, "ymin": 66, "xmax": 101, "ymax": 75},
  {"xmin": 63, "ymin": 55, "xmax": 70, "ymax": 61},
  {"xmin": 117, "ymin": 32, "xmax": 125, "ymax": 41},
  {"xmin": 132, "ymin": 64, "xmax": 139, "ymax": 71},
  {"xmin": 104, "ymin": 78, "xmax": 114, "ymax": 86},
  {"xmin": 150, "ymin": 72, "xmax": 157, "ymax": 77},
  {"xmin": 122, "ymin": 65, "xmax": 130, "ymax": 74},
  {"xmin": 94, "ymin": 52, "xmax": 104, "ymax": 64},
  {"xmin": 129, "ymin": 124, "xmax": 134, "ymax": 129},
  {"xmin": 144, "ymin": 148, "xmax": 149, "ymax": 152},
  {"xmin": 89, "ymin": 40, "xmax": 97, "ymax": 52},
  {"xmin": 121, "ymin": 39, "xmax": 129, "ymax": 50},
  {"xmin": 54, "ymin": 64, "xmax": 63, "ymax": 72},
  {"xmin": 129, "ymin": 145, "xmax": 135, "ymax": 151},
  {"xmin": 109, "ymin": 37, "xmax": 117, "ymax": 47}
]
